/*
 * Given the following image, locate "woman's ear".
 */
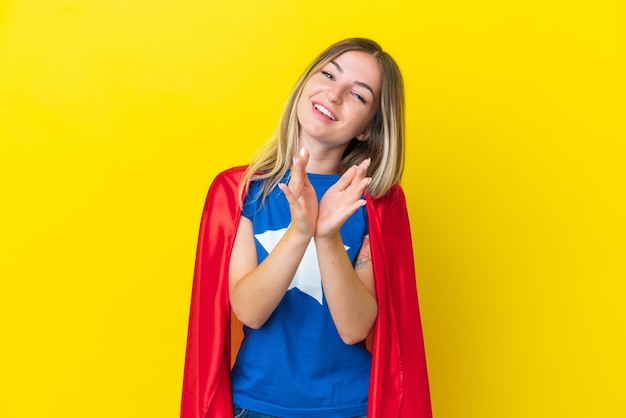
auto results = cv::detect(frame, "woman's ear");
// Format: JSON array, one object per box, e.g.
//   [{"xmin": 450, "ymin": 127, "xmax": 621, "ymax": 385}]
[
  {"xmin": 356, "ymin": 126, "xmax": 372, "ymax": 142},
  {"xmin": 357, "ymin": 115, "xmax": 377, "ymax": 141}
]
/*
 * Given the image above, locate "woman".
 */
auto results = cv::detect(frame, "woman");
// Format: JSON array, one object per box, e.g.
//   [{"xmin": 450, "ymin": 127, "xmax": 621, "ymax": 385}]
[{"xmin": 181, "ymin": 38, "xmax": 431, "ymax": 418}]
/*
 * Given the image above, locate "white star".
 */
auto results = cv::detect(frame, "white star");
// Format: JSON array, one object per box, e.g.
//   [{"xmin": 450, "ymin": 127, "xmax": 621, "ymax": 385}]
[{"xmin": 254, "ymin": 226, "xmax": 349, "ymax": 305}]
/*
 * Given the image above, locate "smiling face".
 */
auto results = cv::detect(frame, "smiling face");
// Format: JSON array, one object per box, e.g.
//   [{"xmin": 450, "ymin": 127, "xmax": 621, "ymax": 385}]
[{"xmin": 296, "ymin": 50, "xmax": 382, "ymax": 153}]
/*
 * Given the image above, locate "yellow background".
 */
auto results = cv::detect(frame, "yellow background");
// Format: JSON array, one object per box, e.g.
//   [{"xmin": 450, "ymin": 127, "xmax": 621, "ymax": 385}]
[{"xmin": 1, "ymin": 0, "xmax": 624, "ymax": 417}]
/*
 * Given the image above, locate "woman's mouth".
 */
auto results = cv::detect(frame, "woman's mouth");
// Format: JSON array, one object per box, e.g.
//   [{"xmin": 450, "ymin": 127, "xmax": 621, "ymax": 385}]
[{"xmin": 313, "ymin": 103, "xmax": 337, "ymax": 121}]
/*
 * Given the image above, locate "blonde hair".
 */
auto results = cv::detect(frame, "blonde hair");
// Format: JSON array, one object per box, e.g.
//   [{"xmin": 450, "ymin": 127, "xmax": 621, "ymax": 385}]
[{"xmin": 240, "ymin": 38, "xmax": 405, "ymax": 201}]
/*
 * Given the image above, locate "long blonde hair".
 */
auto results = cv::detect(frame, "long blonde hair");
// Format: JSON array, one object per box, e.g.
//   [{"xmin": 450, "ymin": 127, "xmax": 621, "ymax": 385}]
[{"xmin": 240, "ymin": 38, "xmax": 405, "ymax": 201}]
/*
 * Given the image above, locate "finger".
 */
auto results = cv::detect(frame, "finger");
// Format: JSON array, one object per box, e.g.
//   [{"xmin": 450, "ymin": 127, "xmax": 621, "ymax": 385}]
[
  {"xmin": 354, "ymin": 158, "xmax": 371, "ymax": 182},
  {"xmin": 302, "ymin": 167, "xmax": 313, "ymax": 190},
  {"xmin": 289, "ymin": 148, "xmax": 308, "ymax": 190},
  {"xmin": 288, "ymin": 157, "xmax": 303, "ymax": 195},
  {"xmin": 341, "ymin": 165, "xmax": 370, "ymax": 198},
  {"xmin": 340, "ymin": 192, "xmax": 369, "ymax": 219},
  {"xmin": 336, "ymin": 157, "xmax": 371, "ymax": 191},
  {"xmin": 332, "ymin": 165, "xmax": 358, "ymax": 191},
  {"xmin": 346, "ymin": 158, "xmax": 372, "ymax": 195},
  {"xmin": 278, "ymin": 183, "xmax": 296, "ymax": 204},
  {"xmin": 352, "ymin": 176, "xmax": 372, "ymax": 199},
  {"xmin": 295, "ymin": 147, "xmax": 308, "ymax": 170},
  {"xmin": 358, "ymin": 157, "xmax": 371, "ymax": 172}
]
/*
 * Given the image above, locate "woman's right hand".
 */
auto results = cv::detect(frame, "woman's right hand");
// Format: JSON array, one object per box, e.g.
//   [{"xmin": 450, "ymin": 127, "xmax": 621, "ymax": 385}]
[{"xmin": 278, "ymin": 148, "xmax": 319, "ymax": 240}]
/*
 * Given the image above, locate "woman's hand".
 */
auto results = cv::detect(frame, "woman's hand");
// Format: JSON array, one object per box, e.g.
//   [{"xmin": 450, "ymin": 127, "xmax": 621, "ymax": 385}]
[
  {"xmin": 278, "ymin": 148, "xmax": 319, "ymax": 240},
  {"xmin": 316, "ymin": 158, "xmax": 371, "ymax": 238}
]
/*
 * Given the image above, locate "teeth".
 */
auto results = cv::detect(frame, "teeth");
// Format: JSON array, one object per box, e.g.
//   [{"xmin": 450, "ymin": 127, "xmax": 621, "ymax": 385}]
[{"xmin": 314, "ymin": 104, "xmax": 336, "ymax": 120}]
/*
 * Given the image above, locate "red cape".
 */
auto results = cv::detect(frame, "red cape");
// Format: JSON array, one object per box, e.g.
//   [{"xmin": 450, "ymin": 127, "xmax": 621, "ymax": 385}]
[{"xmin": 181, "ymin": 166, "xmax": 431, "ymax": 418}]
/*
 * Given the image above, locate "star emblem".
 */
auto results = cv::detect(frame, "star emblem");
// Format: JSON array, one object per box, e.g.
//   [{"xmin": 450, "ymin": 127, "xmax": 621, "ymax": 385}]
[{"xmin": 254, "ymin": 226, "xmax": 349, "ymax": 305}]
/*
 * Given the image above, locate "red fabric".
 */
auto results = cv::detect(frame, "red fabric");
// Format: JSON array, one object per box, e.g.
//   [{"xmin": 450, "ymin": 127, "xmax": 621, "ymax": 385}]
[{"xmin": 181, "ymin": 166, "xmax": 431, "ymax": 418}]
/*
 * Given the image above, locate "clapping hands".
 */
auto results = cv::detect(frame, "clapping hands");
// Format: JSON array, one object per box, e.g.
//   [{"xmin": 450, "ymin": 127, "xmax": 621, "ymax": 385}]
[{"xmin": 279, "ymin": 148, "xmax": 371, "ymax": 240}]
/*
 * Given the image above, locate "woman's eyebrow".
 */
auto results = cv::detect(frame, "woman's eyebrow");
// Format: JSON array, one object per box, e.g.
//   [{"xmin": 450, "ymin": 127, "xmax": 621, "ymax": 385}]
[
  {"xmin": 330, "ymin": 60, "xmax": 375, "ymax": 97},
  {"xmin": 330, "ymin": 60, "xmax": 344, "ymax": 73},
  {"xmin": 355, "ymin": 81, "xmax": 375, "ymax": 97}
]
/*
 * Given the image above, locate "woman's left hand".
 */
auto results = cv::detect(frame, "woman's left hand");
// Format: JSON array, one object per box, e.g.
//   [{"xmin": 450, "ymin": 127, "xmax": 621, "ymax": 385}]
[{"xmin": 316, "ymin": 158, "xmax": 371, "ymax": 238}]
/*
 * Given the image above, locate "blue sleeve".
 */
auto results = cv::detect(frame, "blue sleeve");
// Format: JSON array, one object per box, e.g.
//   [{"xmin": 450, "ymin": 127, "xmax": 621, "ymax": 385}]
[{"xmin": 241, "ymin": 180, "xmax": 261, "ymax": 220}]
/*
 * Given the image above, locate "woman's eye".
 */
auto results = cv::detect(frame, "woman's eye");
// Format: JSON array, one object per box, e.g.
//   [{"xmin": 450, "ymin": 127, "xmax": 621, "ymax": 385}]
[
  {"xmin": 321, "ymin": 71, "xmax": 333, "ymax": 79},
  {"xmin": 352, "ymin": 92, "xmax": 367, "ymax": 104}
]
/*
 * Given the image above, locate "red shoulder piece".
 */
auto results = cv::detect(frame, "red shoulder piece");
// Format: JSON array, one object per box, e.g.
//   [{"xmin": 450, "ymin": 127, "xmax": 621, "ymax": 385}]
[
  {"xmin": 180, "ymin": 166, "xmax": 247, "ymax": 418},
  {"xmin": 367, "ymin": 185, "xmax": 432, "ymax": 417}
]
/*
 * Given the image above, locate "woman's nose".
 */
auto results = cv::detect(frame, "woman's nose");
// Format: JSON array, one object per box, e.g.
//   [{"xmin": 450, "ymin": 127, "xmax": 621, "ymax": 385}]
[{"xmin": 326, "ymin": 85, "xmax": 343, "ymax": 104}]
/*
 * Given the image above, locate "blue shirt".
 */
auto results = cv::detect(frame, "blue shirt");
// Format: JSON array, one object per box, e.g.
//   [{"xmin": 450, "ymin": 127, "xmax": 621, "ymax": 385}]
[{"xmin": 231, "ymin": 171, "xmax": 370, "ymax": 418}]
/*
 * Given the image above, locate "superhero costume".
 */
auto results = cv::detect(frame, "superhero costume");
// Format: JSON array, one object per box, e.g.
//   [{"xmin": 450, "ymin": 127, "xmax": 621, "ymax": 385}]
[{"xmin": 181, "ymin": 166, "xmax": 432, "ymax": 418}]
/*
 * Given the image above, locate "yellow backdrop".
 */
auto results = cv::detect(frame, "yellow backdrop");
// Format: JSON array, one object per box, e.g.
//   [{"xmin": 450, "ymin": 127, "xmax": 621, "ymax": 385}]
[{"xmin": 1, "ymin": 0, "xmax": 624, "ymax": 417}]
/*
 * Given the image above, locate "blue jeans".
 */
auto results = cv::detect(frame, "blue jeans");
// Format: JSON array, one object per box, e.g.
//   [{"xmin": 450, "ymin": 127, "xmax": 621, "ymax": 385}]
[
  {"xmin": 234, "ymin": 406, "xmax": 366, "ymax": 418},
  {"xmin": 234, "ymin": 406, "xmax": 278, "ymax": 418}
]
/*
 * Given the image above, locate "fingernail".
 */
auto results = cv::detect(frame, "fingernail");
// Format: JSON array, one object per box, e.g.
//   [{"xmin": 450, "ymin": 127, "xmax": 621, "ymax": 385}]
[
  {"xmin": 300, "ymin": 147, "xmax": 306, "ymax": 157},
  {"xmin": 364, "ymin": 158, "xmax": 371, "ymax": 168}
]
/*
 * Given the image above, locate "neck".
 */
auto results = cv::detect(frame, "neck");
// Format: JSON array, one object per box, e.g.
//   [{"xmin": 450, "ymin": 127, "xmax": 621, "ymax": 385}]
[{"xmin": 298, "ymin": 139, "xmax": 346, "ymax": 175}]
